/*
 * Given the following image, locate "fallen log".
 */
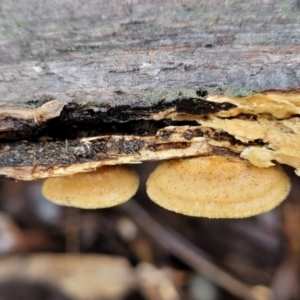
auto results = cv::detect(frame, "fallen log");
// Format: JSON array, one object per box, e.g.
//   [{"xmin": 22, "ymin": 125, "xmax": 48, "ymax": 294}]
[{"xmin": 0, "ymin": 0, "xmax": 299, "ymax": 180}]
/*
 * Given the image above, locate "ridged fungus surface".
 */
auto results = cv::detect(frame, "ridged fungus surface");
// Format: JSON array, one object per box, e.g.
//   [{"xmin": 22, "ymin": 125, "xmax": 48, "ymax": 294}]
[
  {"xmin": 42, "ymin": 166, "xmax": 139, "ymax": 209},
  {"xmin": 146, "ymin": 156, "xmax": 291, "ymax": 218}
]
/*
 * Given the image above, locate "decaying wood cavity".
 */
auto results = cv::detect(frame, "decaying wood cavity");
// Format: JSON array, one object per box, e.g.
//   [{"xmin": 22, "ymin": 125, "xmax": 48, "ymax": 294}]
[{"xmin": 0, "ymin": 89, "xmax": 299, "ymax": 180}]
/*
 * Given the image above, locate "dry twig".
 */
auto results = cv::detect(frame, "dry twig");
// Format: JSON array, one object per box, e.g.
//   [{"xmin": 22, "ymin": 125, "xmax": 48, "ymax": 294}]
[{"xmin": 122, "ymin": 200, "xmax": 264, "ymax": 300}]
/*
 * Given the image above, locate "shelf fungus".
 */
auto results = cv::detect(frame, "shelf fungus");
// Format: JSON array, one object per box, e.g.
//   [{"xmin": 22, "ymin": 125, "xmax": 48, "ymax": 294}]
[
  {"xmin": 146, "ymin": 156, "xmax": 291, "ymax": 218},
  {"xmin": 42, "ymin": 166, "xmax": 139, "ymax": 209},
  {"xmin": 0, "ymin": 89, "xmax": 299, "ymax": 217}
]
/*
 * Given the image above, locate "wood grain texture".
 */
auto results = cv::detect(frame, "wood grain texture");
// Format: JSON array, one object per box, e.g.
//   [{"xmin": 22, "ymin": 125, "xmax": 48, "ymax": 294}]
[{"xmin": 0, "ymin": 0, "xmax": 299, "ymax": 107}]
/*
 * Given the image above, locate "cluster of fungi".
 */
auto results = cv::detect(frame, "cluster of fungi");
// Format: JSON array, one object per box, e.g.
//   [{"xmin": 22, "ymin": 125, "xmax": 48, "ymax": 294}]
[
  {"xmin": 37, "ymin": 90, "xmax": 300, "ymax": 218},
  {"xmin": 42, "ymin": 156, "xmax": 290, "ymax": 218}
]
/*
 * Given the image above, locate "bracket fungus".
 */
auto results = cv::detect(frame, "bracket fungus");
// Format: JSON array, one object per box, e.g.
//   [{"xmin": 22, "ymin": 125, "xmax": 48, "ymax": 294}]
[
  {"xmin": 146, "ymin": 156, "xmax": 291, "ymax": 218},
  {"xmin": 42, "ymin": 166, "xmax": 139, "ymax": 209}
]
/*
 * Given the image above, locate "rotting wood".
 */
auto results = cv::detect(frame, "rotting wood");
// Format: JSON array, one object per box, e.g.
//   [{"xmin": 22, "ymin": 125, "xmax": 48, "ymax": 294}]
[
  {"xmin": 1, "ymin": 91, "xmax": 300, "ymax": 180},
  {"xmin": 0, "ymin": 0, "xmax": 300, "ymax": 180}
]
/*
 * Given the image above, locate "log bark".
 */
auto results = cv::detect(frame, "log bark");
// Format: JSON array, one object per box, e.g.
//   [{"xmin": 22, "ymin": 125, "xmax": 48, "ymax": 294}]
[
  {"xmin": 0, "ymin": 0, "xmax": 300, "ymax": 179},
  {"xmin": 1, "ymin": 0, "xmax": 300, "ymax": 105}
]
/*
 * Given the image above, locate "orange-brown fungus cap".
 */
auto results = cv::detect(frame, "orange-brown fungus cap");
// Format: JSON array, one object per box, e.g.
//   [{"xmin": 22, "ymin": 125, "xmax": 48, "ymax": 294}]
[
  {"xmin": 146, "ymin": 156, "xmax": 291, "ymax": 218},
  {"xmin": 42, "ymin": 166, "xmax": 139, "ymax": 209}
]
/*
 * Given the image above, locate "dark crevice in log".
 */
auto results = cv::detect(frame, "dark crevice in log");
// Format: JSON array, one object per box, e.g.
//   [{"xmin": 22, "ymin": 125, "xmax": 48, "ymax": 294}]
[
  {"xmin": 61, "ymin": 97, "xmax": 236, "ymax": 123},
  {"xmin": 0, "ymin": 97, "xmax": 236, "ymax": 142},
  {"xmin": 0, "ymin": 118, "xmax": 198, "ymax": 142},
  {"xmin": 202, "ymin": 128, "xmax": 265, "ymax": 147}
]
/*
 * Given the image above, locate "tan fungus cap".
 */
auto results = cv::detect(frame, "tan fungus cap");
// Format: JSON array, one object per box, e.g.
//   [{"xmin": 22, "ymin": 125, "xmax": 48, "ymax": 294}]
[
  {"xmin": 42, "ymin": 166, "xmax": 139, "ymax": 209},
  {"xmin": 146, "ymin": 156, "xmax": 291, "ymax": 218}
]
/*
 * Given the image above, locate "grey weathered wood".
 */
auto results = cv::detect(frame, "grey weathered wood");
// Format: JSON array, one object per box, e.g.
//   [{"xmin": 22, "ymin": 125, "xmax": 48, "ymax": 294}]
[{"xmin": 0, "ymin": 0, "xmax": 299, "ymax": 107}]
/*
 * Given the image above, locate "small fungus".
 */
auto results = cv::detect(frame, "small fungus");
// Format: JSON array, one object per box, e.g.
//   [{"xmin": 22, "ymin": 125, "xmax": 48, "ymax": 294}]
[
  {"xmin": 146, "ymin": 156, "xmax": 291, "ymax": 218},
  {"xmin": 42, "ymin": 166, "xmax": 139, "ymax": 209}
]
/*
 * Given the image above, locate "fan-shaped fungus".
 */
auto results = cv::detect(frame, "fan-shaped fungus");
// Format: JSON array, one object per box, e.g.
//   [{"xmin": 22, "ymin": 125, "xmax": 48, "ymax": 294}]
[
  {"xmin": 146, "ymin": 156, "xmax": 291, "ymax": 218},
  {"xmin": 42, "ymin": 166, "xmax": 139, "ymax": 209}
]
